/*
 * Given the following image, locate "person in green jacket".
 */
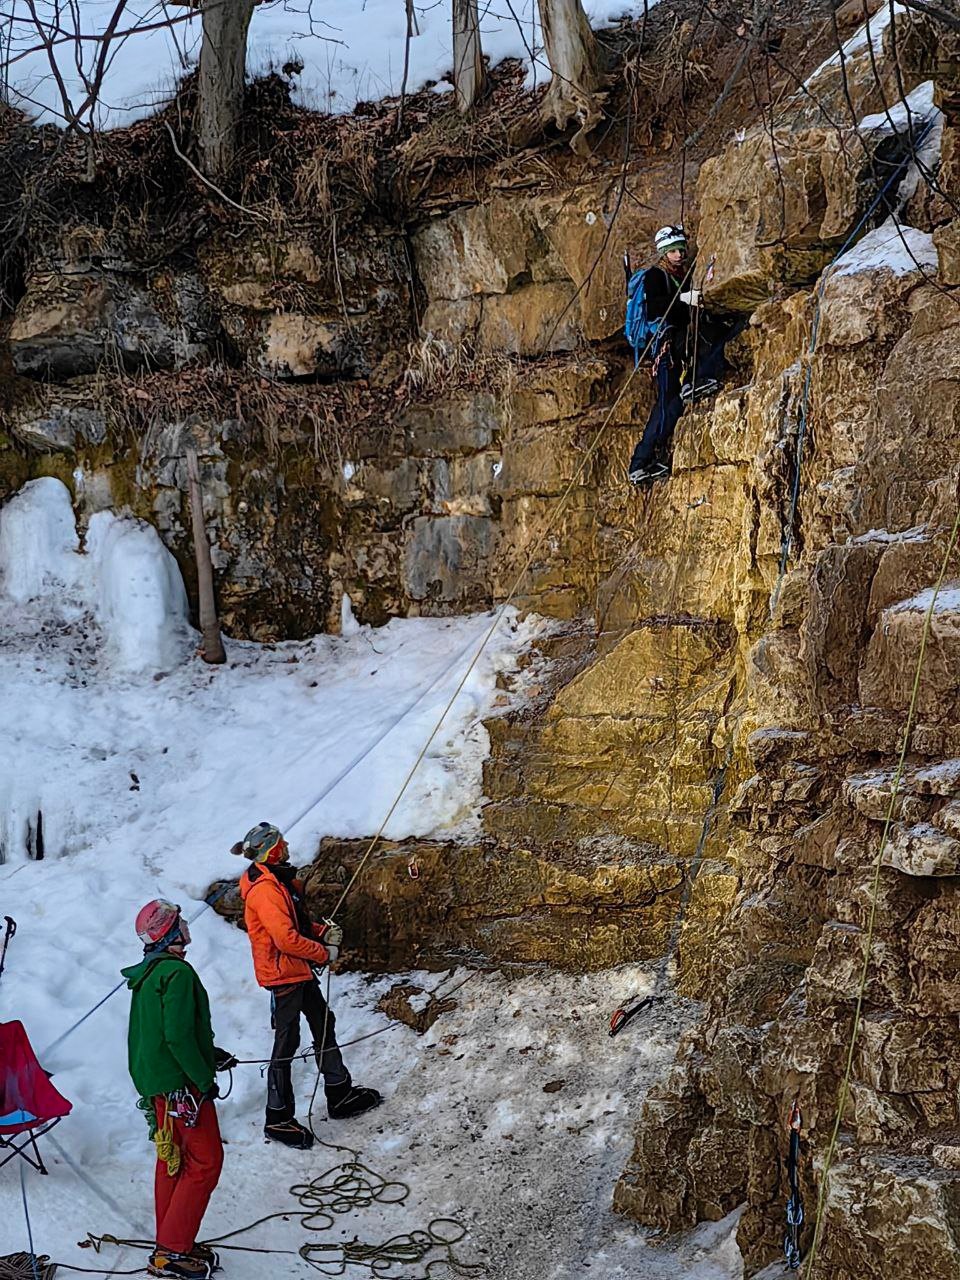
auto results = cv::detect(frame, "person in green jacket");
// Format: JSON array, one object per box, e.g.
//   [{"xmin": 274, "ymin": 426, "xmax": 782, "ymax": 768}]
[{"xmin": 123, "ymin": 899, "xmax": 236, "ymax": 1280}]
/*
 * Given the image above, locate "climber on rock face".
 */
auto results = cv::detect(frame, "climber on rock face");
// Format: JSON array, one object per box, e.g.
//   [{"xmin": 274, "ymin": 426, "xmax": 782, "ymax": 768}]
[{"xmin": 624, "ymin": 225, "xmax": 738, "ymax": 486}]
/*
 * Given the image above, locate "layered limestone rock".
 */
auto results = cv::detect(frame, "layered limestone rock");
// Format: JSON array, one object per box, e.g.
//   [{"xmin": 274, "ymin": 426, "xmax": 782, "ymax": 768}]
[
  {"xmin": 611, "ymin": 16, "xmax": 960, "ymax": 1277},
  {"xmin": 699, "ymin": 7, "xmax": 937, "ymax": 311}
]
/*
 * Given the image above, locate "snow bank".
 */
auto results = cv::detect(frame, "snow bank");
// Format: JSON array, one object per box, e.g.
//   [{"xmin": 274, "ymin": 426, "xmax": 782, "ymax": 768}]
[
  {"xmin": 890, "ymin": 581, "xmax": 960, "ymax": 614},
  {"xmin": 0, "ymin": 476, "xmax": 82, "ymax": 603},
  {"xmin": 6, "ymin": 0, "xmax": 655, "ymax": 130},
  {"xmin": 0, "ymin": 477, "xmax": 191, "ymax": 673},
  {"xmin": 859, "ymin": 79, "xmax": 936, "ymax": 135},
  {"xmin": 833, "ymin": 218, "xmax": 937, "ymax": 278},
  {"xmin": 85, "ymin": 510, "xmax": 191, "ymax": 673},
  {"xmin": 804, "ymin": 1, "xmax": 900, "ymax": 88}
]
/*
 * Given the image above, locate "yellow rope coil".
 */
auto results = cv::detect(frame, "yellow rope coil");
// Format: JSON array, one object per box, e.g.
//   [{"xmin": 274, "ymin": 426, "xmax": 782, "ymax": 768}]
[{"xmin": 154, "ymin": 1106, "xmax": 181, "ymax": 1178}]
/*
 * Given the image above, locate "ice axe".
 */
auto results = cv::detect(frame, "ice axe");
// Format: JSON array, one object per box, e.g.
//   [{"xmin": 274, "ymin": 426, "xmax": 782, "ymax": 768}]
[
  {"xmin": 0, "ymin": 915, "xmax": 17, "ymax": 984},
  {"xmin": 608, "ymin": 991, "xmax": 664, "ymax": 1037}
]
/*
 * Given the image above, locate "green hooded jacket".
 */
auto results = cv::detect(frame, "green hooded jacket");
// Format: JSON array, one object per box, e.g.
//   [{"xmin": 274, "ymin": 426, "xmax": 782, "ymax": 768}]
[{"xmin": 122, "ymin": 953, "xmax": 217, "ymax": 1099}]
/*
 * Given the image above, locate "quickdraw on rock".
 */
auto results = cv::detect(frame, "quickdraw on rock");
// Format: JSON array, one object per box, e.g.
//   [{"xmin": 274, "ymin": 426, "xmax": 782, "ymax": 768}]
[
  {"xmin": 784, "ymin": 1098, "xmax": 803, "ymax": 1272},
  {"xmin": 407, "ymin": 859, "xmax": 420, "ymax": 881},
  {"xmin": 608, "ymin": 994, "xmax": 662, "ymax": 1038}
]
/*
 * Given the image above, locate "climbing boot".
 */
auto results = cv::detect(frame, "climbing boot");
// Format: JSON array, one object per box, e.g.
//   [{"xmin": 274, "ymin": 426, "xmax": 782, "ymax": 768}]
[
  {"xmin": 629, "ymin": 461, "xmax": 669, "ymax": 486},
  {"xmin": 680, "ymin": 378, "xmax": 719, "ymax": 403},
  {"xmin": 190, "ymin": 1244, "xmax": 222, "ymax": 1273},
  {"xmin": 326, "ymin": 1081, "xmax": 383, "ymax": 1120},
  {"xmin": 263, "ymin": 1117, "xmax": 314, "ymax": 1149},
  {"xmin": 147, "ymin": 1249, "xmax": 211, "ymax": 1279}
]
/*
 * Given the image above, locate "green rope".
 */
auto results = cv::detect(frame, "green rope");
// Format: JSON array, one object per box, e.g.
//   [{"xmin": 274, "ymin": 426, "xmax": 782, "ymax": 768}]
[{"xmin": 299, "ymin": 1219, "xmax": 483, "ymax": 1277}]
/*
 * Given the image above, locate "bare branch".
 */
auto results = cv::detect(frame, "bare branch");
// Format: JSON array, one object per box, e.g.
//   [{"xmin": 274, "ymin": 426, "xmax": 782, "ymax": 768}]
[
  {"xmin": 163, "ymin": 119, "xmax": 267, "ymax": 220},
  {"xmin": 893, "ymin": 0, "xmax": 960, "ymax": 32}
]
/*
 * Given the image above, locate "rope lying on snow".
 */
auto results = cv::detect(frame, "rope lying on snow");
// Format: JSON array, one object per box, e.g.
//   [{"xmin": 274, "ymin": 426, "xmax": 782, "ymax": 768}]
[
  {"xmin": 0, "ymin": 1257, "xmax": 57, "ymax": 1280},
  {"xmin": 79, "ymin": 1137, "xmax": 480, "ymax": 1279}
]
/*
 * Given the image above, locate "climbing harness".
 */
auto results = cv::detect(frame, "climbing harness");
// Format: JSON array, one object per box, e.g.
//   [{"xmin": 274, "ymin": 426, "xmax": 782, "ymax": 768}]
[
  {"xmin": 784, "ymin": 1099, "xmax": 803, "ymax": 1271},
  {"xmin": 167, "ymin": 1089, "xmax": 200, "ymax": 1129},
  {"xmin": 0, "ymin": 915, "xmax": 17, "ymax": 983}
]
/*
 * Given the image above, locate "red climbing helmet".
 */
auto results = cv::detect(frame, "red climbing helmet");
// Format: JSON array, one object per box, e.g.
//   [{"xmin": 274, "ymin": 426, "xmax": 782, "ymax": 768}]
[{"xmin": 135, "ymin": 899, "xmax": 184, "ymax": 946}]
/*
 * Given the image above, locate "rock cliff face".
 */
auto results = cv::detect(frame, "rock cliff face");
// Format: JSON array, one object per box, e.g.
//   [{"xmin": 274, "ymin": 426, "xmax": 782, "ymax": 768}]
[{"xmin": 4, "ymin": 5, "xmax": 960, "ymax": 1275}]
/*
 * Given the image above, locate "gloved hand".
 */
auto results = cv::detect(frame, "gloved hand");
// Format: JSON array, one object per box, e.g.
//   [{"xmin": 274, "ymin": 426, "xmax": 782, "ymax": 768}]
[
  {"xmin": 202, "ymin": 1081, "xmax": 221, "ymax": 1101},
  {"xmin": 214, "ymin": 1047, "xmax": 238, "ymax": 1072},
  {"xmin": 679, "ymin": 288, "xmax": 701, "ymax": 306},
  {"xmin": 320, "ymin": 920, "xmax": 342, "ymax": 966},
  {"xmin": 319, "ymin": 920, "xmax": 343, "ymax": 949}
]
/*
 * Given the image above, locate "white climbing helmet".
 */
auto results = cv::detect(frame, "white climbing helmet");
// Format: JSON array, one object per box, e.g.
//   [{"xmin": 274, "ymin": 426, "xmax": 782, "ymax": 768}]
[{"xmin": 654, "ymin": 225, "xmax": 687, "ymax": 256}]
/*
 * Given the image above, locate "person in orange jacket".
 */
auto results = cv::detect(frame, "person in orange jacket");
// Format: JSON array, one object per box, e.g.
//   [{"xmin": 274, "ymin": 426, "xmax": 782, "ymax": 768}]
[{"xmin": 234, "ymin": 822, "xmax": 382, "ymax": 1149}]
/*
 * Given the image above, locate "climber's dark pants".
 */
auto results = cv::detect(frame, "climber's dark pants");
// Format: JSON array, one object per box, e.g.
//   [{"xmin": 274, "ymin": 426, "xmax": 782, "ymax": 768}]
[
  {"xmin": 265, "ymin": 978, "xmax": 349, "ymax": 1123},
  {"xmin": 629, "ymin": 314, "xmax": 746, "ymax": 473},
  {"xmin": 629, "ymin": 331, "xmax": 684, "ymax": 472}
]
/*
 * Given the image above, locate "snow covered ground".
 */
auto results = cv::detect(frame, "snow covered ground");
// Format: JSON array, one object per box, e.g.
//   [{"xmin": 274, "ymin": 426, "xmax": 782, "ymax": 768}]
[
  {"xmin": 4, "ymin": 0, "xmax": 654, "ymax": 130},
  {"xmin": 0, "ymin": 477, "xmax": 742, "ymax": 1278}
]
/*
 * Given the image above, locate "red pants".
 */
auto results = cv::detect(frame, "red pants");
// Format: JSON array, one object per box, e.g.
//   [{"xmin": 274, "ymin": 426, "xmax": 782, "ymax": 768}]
[{"xmin": 153, "ymin": 1095, "xmax": 224, "ymax": 1254}]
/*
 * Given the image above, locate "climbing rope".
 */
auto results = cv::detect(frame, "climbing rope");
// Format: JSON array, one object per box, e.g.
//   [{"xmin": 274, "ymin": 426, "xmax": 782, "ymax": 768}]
[
  {"xmin": 800, "ymin": 499, "xmax": 960, "ymax": 1278},
  {"xmin": 609, "ymin": 736, "xmax": 734, "ymax": 1034},
  {"xmin": 80, "ymin": 1136, "xmax": 478, "ymax": 1280},
  {"xmin": 0, "ymin": 1256, "xmax": 54, "ymax": 1280},
  {"xmin": 326, "ymin": 271, "xmax": 697, "ymax": 923},
  {"xmin": 228, "ymin": 970, "xmax": 476, "ymax": 1071},
  {"xmin": 17, "ymin": 1163, "xmax": 41, "ymax": 1280}
]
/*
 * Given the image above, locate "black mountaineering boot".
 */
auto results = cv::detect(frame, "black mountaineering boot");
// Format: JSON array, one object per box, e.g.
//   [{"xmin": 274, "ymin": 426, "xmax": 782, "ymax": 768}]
[
  {"xmin": 680, "ymin": 378, "xmax": 720, "ymax": 403},
  {"xmin": 325, "ymin": 1081, "xmax": 383, "ymax": 1120},
  {"xmin": 147, "ymin": 1250, "xmax": 211, "ymax": 1279},
  {"xmin": 190, "ymin": 1245, "xmax": 221, "ymax": 1274},
  {"xmin": 264, "ymin": 1117, "xmax": 315, "ymax": 1149}
]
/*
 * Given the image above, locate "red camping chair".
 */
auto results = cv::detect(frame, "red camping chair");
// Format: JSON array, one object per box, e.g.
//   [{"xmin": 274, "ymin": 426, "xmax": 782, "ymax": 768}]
[{"xmin": 0, "ymin": 1020, "xmax": 72, "ymax": 1175}]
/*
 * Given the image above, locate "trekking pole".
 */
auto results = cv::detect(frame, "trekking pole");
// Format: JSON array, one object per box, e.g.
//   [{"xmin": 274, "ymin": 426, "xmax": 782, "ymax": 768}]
[{"xmin": 0, "ymin": 916, "xmax": 16, "ymax": 983}]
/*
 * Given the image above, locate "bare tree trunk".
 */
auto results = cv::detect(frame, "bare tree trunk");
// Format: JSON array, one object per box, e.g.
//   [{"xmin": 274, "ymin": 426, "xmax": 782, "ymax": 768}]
[
  {"xmin": 453, "ymin": 0, "xmax": 485, "ymax": 113},
  {"xmin": 186, "ymin": 446, "xmax": 226, "ymax": 664},
  {"xmin": 537, "ymin": 0, "xmax": 606, "ymax": 154},
  {"xmin": 198, "ymin": 0, "xmax": 256, "ymax": 179}
]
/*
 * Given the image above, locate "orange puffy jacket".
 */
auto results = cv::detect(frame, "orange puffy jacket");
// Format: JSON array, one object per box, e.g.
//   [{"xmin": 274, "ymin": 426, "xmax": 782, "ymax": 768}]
[{"xmin": 239, "ymin": 863, "xmax": 329, "ymax": 988}]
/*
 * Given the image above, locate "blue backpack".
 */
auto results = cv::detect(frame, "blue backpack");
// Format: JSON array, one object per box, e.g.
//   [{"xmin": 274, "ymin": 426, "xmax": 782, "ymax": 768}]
[{"xmin": 624, "ymin": 268, "xmax": 662, "ymax": 366}]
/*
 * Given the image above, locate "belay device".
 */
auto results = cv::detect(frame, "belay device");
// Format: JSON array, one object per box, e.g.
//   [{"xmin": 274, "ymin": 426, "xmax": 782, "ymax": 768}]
[{"xmin": 784, "ymin": 1099, "xmax": 803, "ymax": 1271}]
